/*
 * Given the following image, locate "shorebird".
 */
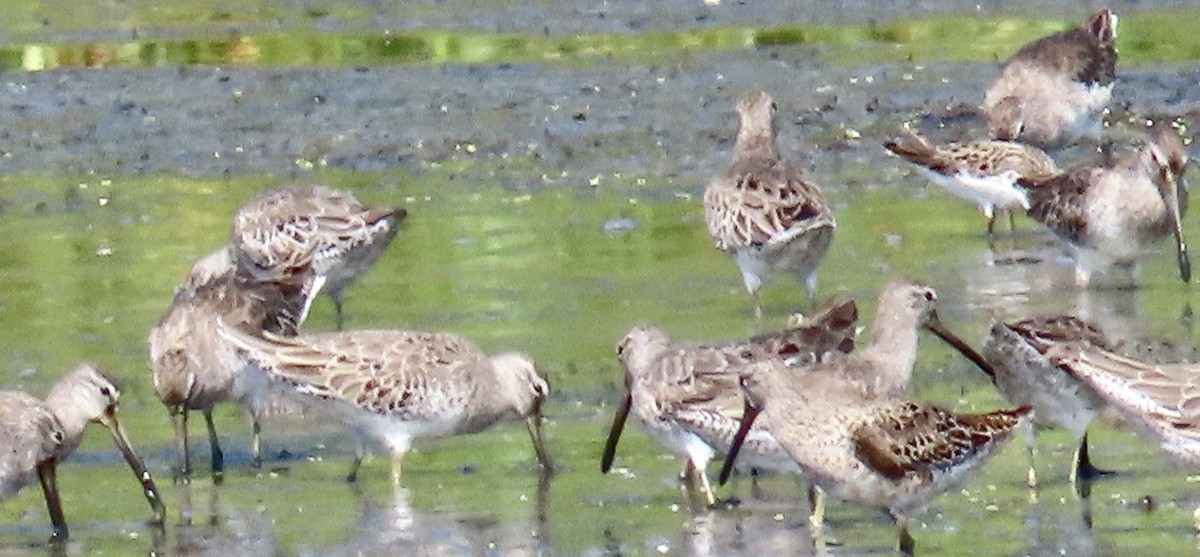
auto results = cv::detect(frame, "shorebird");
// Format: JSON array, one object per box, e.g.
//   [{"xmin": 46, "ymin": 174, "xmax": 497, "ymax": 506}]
[
  {"xmin": 720, "ymin": 359, "xmax": 1028, "ymax": 555},
  {"xmin": 883, "ymin": 130, "xmax": 1059, "ymax": 235},
  {"xmin": 982, "ymin": 316, "xmax": 1115, "ymax": 489},
  {"xmin": 600, "ymin": 296, "xmax": 859, "ymax": 505},
  {"xmin": 230, "ymin": 185, "xmax": 406, "ymax": 329},
  {"xmin": 704, "ymin": 91, "xmax": 836, "ymax": 317},
  {"xmin": 1022, "ymin": 126, "xmax": 1190, "ymax": 286},
  {"xmin": 1045, "ymin": 342, "xmax": 1200, "ymax": 466},
  {"xmin": 149, "ymin": 262, "xmax": 312, "ymax": 477},
  {"xmin": 1, "ymin": 363, "xmax": 165, "ymax": 540},
  {"xmin": 982, "ymin": 9, "xmax": 1118, "ymax": 148},
  {"xmin": 215, "ymin": 323, "xmax": 553, "ymax": 487},
  {"xmin": 804, "ymin": 280, "xmax": 991, "ymax": 399}
]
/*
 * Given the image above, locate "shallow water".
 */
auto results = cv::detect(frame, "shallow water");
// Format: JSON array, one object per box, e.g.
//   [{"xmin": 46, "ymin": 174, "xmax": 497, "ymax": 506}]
[{"xmin": 2, "ymin": 2, "xmax": 1200, "ymax": 556}]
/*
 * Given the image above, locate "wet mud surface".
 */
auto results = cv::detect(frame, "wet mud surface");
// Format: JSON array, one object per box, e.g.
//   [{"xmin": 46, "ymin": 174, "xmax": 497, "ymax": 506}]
[
  {"xmin": 3, "ymin": 3, "xmax": 1200, "ymax": 556},
  {"xmin": 1, "ymin": 4, "xmax": 1199, "ymax": 188}
]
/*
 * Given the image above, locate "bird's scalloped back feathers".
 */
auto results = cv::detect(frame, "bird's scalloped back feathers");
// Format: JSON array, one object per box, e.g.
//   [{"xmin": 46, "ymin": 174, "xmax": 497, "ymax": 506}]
[
  {"xmin": 231, "ymin": 185, "xmax": 403, "ymax": 282},
  {"xmin": 946, "ymin": 142, "xmax": 1060, "ymax": 181},
  {"xmin": 852, "ymin": 401, "xmax": 1028, "ymax": 480},
  {"xmin": 883, "ymin": 133, "xmax": 947, "ymax": 173},
  {"xmin": 1023, "ymin": 168, "xmax": 1094, "ymax": 244},
  {"xmin": 1008, "ymin": 315, "xmax": 1114, "ymax": 352},
  {"xmin": 754, "ymin": 297, "xmax": 858, "ymax": 365},
  {"xmin": 219, "ymin": 326, "xmax": 486, "ymax": 420},
  {"xmin": 1047, "ymin": 343, "xmax": 1200, "ymax": 419},
  {"xmin": 708, "ymin": 170, "xmax": 834, "ymax": 250}
]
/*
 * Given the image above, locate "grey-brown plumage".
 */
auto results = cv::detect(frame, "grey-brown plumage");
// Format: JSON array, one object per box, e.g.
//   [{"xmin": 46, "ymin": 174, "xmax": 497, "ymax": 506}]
[
  {"xmin": 151, "ymin": 185, "xmax": 405, "ymax": 477},
  {"xmin": 149, "ymin": 262, "xmax": 311, "ymax": 477},
  {"xmin": 1, "ymin": 364, "xmax": 164, "ymax": 540},
  {"xmin": 1045, "ymin": 342, "xmax": 1200, "ymax": 466},
  {"xmin": 721, "ymin": 359, "xmax": 1028, "ymax": 555},
  {"xmin": 231, "ymin": 185, "xmax": 406, "ymax": 329},
  {"xmin": 215, "ymin": 323, "xmax": 552, "ymax": 486},
  {"xmin": 805, "ymin": 280, "xmax": 990, "ymax": 399},
  {"xmin": 884, "ymin": 130, "xmax": 1059, "ymax": 234},
  {"xmin": 601, "ymin": 296, "xmax": 859, "ymax": 505},
  {"xmin": 704, "ymin": 91, "xmax": 836, "ymax": 316},
  {"xmin": 1022, "ymin": 126, "xmax": 1190, "ymax": 286},
  {"xmin": 983, "ymin": 316, "xmax": 1114, "ymax": 488},
  {"xmin": 983, "ymin": 9, "xmax": 1118, "ymax": 147}
]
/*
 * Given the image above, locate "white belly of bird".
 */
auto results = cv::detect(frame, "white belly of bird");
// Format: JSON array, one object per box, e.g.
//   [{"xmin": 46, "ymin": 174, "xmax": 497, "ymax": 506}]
[{"xmin": 919, "ymin": 168, "xmax": 1029, "ymax": 217}]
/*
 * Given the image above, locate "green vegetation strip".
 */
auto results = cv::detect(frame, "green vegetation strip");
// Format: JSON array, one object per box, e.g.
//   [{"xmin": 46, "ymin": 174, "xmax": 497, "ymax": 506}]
[{"xmin": 0, "ymin": 9, "xmax": 1197, "ymax": 70}]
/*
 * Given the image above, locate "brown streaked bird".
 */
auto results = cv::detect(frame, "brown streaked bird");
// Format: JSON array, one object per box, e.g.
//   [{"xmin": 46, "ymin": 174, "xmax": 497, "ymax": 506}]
[
  {"xmin": 601, "ymin": 296, "xmax": 859, "ymax": 506},
  {"xmin": 1022, "ymin": 126, "xmax": 1190, "ymax": 287},
  {"xmin": 215, "ymin": 323, "xmax": 553, "ymax": 487},
  {"xmin": 884, "ymin": 130, "xmax": 1059, "ymax": 235},
  {"xmin": 1045, "ymin": 342, "xmax": 1200, "ymax": 466},
  {"xmin": 231, "ymin": 185, "xmax": 406, "ymax": 329},
  {"xmin": 801, "ymin": 280, "xmax": 991, "ymax": 399},
  {"xmin": 1, "ymin": 363, "xmax": 165, "ymax": 540},
  {"xmin": 709, "ymin": 280, "xmax": 996, "ymax": 527},
  {"xmin": 149, "ymin": 260, "xmax": 312, "ymax": 477},
  {"xmin": 704, "ymin": 91, "xmax": 836, "ymax": 317},
  {"xmin": 720, "ymin": 359, "xmax": 1028, "ymax": 555},
  {"xmin": 983, "ymin": 316, "xmax": 1115, "ymax": 490},
  {"xmin": 982, "ymin": 9, "xmax": 1118, "ymax": 148}
]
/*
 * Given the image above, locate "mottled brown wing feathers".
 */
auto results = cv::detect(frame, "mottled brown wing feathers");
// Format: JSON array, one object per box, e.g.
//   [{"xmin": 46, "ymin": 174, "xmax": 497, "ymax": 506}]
[
  {"xmin": 1048, "ymin": 343, "xmax": 1200, "ymax": 417},
  {"xmin": 884, "ymin": 134, "xmax": 952, "ymax": 175},
  {"xmin": 1023, "ymin": 169, "xmax": 1092, "ymax": 243},
  {"xmin": 853, "ymin": 401, "xmax": 1028, "ymax": 480},
  {"xmin": 750, "ymin": 298, "xmax": 858, "ymax": 363},
  {"xmin": 1009, "ymin": 315, "xmax": 1113, "ymax": 351},
  {"xmin": 666, "ymin": 372, "xmax": 743, "ymax": 417},
  {"xmin": 708, "ymin": 161, "xmax": 833, "ymax": 250}
]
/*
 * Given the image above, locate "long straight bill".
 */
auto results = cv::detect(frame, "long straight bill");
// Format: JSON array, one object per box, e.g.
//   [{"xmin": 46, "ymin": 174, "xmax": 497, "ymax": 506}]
[
  {"xmin": 600, "ymin": 393, "xmax": 632, "ymax": 474},
  {"xmin": 102, "ymin": 413, "xmax": 166, "ymax": 523},
  {"xmin": 718, "ymin": 399, "xmax": 761, "ymax": 486}
]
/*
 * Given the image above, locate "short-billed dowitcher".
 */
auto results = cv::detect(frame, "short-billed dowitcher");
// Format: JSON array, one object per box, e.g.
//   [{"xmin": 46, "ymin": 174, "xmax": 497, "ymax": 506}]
[
  {"xmin": 1, "ymin": 363, "xmax": 165, "ymax": 540},
  {"xmin": 983, "ymin": 316, "xmax": 1114, "ymax": 489},
  {"xmin": 883, "ymin": 130, "xmax": 1059, "ymax": 235},
  {"xmin": 720, "ymin": 359, "xmax": 1028, "ymax": 555},
  {"xmin": 808, "ymin": 280, "xmax": 990, "ymax": 398},
  {"xmin": 704, "ymin": 91, "xmax": 836, "ymax": 317},
  {"xmin": 982, "ymin": 9, "xmax": 1118, "ymax": 148},
  {"xmin": 231, "ymin": 185, "xmax": 405, "ymax": 329},
  {"xmin": 149, "ymin": 262, "xmax": 313, "ymax": 477},
  {"xmin": 215, "ymin": 323, "xmax": 553, "ymax": 486},
  {"xmin": 1045, "ymin": 342, "xmax": 1200, "ymax": 463},
  {"xmin": 1022, "ymin": 126, "xmax": 1190, "ymax": 286},
  {"xmin": 601, "ymin": 296, "xmax": 859, "ymax": 505}
]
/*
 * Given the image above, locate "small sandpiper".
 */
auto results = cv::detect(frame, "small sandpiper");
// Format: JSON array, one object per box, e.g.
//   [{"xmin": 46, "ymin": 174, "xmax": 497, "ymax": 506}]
[{"xmin": 884, "ymin": 130, "xmax": 1059, "ymax": 235}]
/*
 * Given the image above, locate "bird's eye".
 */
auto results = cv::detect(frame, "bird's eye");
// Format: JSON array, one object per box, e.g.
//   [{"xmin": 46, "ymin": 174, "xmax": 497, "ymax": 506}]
[
  {"xmin": 100, "ymin": 386, "xmax": 112, "ymax": 397},
  {"xmin": 924, "ymin": 291, "xmax": 935, "ymax": 302},
  {"xmin": 770, "ymin": 101, "xmax": 779, "ymax": 112}
]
